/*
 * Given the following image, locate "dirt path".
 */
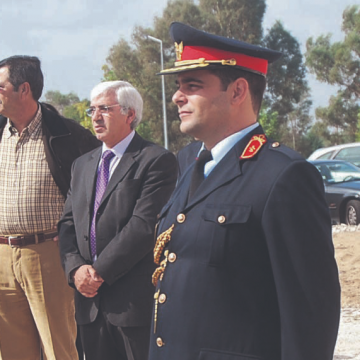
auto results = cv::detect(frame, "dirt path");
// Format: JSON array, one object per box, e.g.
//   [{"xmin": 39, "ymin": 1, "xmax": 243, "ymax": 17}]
[{"xmin": 332, "ymin": 230, "xmax": 360, "ymax": 359}]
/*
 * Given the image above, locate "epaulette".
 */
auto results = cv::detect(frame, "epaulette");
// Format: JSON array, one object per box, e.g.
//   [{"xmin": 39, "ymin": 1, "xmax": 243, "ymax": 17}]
[{"xmin": 240, "ymin": 134, "xmax": 267, "ymax": 160}]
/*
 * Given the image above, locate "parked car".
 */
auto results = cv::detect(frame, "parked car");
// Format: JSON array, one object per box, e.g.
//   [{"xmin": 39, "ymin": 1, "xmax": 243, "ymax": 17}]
[
  {"xmin": 308, "ymin": 142, "xmax": 360, "ymax": 167},
  {"xmin": 309, "ymin": 160, "xmax": 360, "ymax": 225}
]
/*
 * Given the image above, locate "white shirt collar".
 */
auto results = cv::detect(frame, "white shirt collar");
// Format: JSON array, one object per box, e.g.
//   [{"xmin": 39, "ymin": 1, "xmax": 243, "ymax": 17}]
[
  {"xmin": 201, "ymin": 123, "xmax": 260, "ymax": 177},
  {"xmin": 101, "ymin": 130, "xmax": 135, "ymax": 158}
]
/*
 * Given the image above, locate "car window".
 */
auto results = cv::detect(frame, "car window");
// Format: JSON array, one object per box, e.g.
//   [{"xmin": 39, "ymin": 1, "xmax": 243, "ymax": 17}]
[
  {"xmin": 315, "ymin": 165, "xmax": 335, "ymax": 182},
  {"xmin": 318, "ymin": 151, "xmax": 334, "ymax": 160},
  {"xmin": 314, "ymin": 162, "xmax": 360, "ymax": 183},
  {"xmin": 335, "ymin": 147, "xmax": 360, "ymax": 166},
  {"xmin": 328, "ymin": 163, "xmax": 357, "ymax": 172}
]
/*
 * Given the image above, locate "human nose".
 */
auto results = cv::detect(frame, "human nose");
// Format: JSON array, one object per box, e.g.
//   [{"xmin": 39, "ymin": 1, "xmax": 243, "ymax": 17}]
[
  {"xmin": 92, "ymin": 107, "xmax": 103, "ymax": 120},
  {"xmin": 172, "ymin": 89, "xmax": 187, "ymax": 106}
]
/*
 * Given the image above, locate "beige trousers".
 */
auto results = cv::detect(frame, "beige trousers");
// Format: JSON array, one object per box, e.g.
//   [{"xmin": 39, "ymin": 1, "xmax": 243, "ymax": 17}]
[{"xmin": 0, "ymin": 240, "xmax": 77, "ymax": 360}]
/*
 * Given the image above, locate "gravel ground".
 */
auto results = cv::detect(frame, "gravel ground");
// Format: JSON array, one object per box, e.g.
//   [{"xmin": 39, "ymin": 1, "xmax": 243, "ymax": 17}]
[
  {"xmin": 332, "ymin": 225, "xmax": 360, "ymax": 360},
  {"xmin": 334, "ymin": 308, "xmax": 360, "ymax": 360}
]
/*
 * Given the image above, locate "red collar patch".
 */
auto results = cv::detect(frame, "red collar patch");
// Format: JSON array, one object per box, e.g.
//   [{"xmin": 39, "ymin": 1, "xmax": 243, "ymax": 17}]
[{"xmin": 240, "ymin": 134, "xmax": 267, "ymax": 159}]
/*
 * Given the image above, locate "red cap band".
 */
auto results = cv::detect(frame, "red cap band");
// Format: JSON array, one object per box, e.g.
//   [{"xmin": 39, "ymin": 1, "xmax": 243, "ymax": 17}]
[{"xmin": 177, "ymin": 45, "xmax": 268, "ymax": 75}]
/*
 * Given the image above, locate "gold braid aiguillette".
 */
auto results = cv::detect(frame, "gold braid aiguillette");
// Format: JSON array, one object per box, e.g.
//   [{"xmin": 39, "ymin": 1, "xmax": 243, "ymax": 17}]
[
  {"xmin": 152, "ymin": 252, "xmax": 169, "ymax": 286},
  {"xmin": 152, "ymin": 224, "xmax": 174, "ymax": 286},
  {"xmin": 153, "ymin": 289, "xmax": 160, "ymax": 333},
  {"xmin": 154, "ymin": 224, "xmax": 174, "ymax": 265}
]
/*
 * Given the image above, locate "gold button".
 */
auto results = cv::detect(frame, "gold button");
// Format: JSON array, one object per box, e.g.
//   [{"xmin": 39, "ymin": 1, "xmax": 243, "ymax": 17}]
[
  {"xmin": 159, "ymin": 293, "xmax": 167, "ymax": 304},
  {"xmin": 156, "ymin": 337, "xmax": 164, "ymax": 347},
  {"xmin": 168, "ymin": 253, "xmax": 177, "ymax": 263},
  {"xmin": 272, "ymin": 142, "xmax": 280, "ymax": 148},
  {"xmin": 177, "ymin": 213, "xmax": 186, "ymax": 223},
  {"xmin": 218, "ymin": 215, "xmax": 226, "ymax": 224}
]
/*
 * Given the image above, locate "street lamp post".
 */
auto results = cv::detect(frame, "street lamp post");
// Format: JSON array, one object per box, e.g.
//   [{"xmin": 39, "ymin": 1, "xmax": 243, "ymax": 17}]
[{"xmin": 147, "ymin": 35, "xmax": 169, "ymax": 150}]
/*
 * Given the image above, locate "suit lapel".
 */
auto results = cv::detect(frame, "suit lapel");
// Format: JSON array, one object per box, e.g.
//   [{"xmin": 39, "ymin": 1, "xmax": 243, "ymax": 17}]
[
  {"xmin": 98, "ymin": 133, "xmax": 142, "ymax": 208},
  {"xmin": 179, "ymin": 126, "xmax": 266, "ymax": 210},
  {"xmin": 185, "ymin": 147, "xmax": 241, "ymax": 208},
  {"xmin": 85, "ymin": 148, "xmax": 102, "ymax": 206}
]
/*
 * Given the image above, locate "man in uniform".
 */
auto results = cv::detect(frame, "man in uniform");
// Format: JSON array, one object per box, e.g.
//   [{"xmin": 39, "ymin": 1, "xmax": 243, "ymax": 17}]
[
  {"xmin": 0, "ymin": 55, "xmax": 100, "ymax": 359},
  {"xmin": 149, "ymin": 22, "xmax": 340, "ymax": 360}
]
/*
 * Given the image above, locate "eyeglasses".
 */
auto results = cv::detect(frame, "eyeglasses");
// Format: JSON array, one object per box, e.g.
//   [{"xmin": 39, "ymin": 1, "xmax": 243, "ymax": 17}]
[{"xmin": 85, "ymin": 104, "xmax": 123, "ymax": 117}]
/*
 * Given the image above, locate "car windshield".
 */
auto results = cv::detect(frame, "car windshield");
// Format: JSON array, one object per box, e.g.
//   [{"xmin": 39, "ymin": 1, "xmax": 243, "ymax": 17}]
[{"xmin": 314, "ymin": 162, "xmax": 360, "ymax": 184}]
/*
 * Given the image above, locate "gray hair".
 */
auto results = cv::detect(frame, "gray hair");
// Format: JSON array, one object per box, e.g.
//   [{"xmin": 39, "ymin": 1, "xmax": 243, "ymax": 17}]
[{"xmin": 90, "ymin": 81, "xmax": 143, "ymax": 129}]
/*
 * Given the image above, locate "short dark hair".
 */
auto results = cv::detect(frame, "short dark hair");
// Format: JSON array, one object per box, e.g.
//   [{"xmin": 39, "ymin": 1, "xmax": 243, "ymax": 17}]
[
  {"xmin": 208, "ymin": 67, "xmax": 266, "ymax": 115},
  {"xmin": 0, "ymin": 55, "xmax": 44, "ymax": 101}
]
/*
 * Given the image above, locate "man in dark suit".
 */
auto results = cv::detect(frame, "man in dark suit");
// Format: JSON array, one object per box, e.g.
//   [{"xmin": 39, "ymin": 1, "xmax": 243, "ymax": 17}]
[
  {"xmin": 58, "ymin": 80, "xmax": 177, "ymax": 360},
  {"xmin": 148, "ymin": 23, "xmax": 340, "ymax": 360}
]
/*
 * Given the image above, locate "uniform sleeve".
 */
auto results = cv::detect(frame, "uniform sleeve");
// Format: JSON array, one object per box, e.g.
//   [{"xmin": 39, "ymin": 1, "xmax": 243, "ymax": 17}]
[{"xmin": 262, "ymin": 159, "xmax": 340, "ymax": 360}]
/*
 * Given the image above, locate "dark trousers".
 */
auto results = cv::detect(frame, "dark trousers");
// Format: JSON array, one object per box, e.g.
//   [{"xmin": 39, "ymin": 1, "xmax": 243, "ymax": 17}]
[
  {"xmin": 76, "ymin": 326, "xmax": 84, "ymax": 359},
  {"xmin": 79, "ymin": 310, "xmax": 150, "ymax": 360}
]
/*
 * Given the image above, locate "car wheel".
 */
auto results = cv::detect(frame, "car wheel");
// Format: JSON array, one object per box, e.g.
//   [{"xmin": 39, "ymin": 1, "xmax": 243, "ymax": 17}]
[{"xmin": 345, "ymin": 200, "xmax": 360, "ymax": 225}]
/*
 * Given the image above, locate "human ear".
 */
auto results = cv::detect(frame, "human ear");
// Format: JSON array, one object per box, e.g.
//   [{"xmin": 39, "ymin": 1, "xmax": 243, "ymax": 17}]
[
  {"xmin": 19, "ymin": 82, "xmax": 31, "ymax": 99},
  {"xmin": 126, "ymin": 108, "xmax": 136, "ymax": 125},
  {"xmin": 230, "ymin": 78, "xmax": 248, "ymax": 105}
]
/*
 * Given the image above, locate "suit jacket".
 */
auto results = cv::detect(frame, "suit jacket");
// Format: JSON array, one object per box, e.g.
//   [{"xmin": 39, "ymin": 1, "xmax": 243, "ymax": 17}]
[
  {"xmin": 0, "ymin": 103, "xmax": 101, "ymax": 197},
  {"xmin": 58, "ymin": 132, "xmax": 177, "ymax": 327},
  {"xmin": 149, "ymin": 126, "xmax": 340, "ymax": 360}
]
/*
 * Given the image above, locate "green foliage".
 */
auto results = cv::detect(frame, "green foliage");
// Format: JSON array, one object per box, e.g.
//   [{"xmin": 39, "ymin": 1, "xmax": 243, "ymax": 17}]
[
  {"xmin": 199, "ymin": 0, "xmax": 265, "ymax": 43},
  {"xmin": 45, "ymin": 90, "xmax": 80, "ymax": 114},
  {"xmin": 45, "ymin": 91, "xmax": 93, "ymax": 133},
  {"xmin": 315, "ymin": 92, "xmax": 360, "ymax": 143},
  {"xmin": 258, "ymin": 107, "xmax": 280, "ymax": 140},
  {"xmin": 306, "ymin": 5, "xmax": 360, "ymax": 98},
  {"xmin": 263, "ymin": 21, "xmax": 311, "ymax": 151},
  {"xmin": 76, "ymin": 101, "xmax": 93, "ymax": 133},
  {"xmin": 136, "ymin": 121, "xmax": 154, "ymax": 141},
  {"xmin": 265, "ymin": 21, "xmax": 308, "ymax": 115},
  {"xmin": 297, "ymin": 130, "xmax": 325, "ymax": 158},
  {"xmin": 305, "ymin": 5, "xmax": 360, "ymax": 144}
]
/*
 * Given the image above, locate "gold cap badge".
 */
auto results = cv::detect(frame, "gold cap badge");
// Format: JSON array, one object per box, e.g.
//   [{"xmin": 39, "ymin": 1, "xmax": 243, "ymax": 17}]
[{"xmin": 175, "ymin": 41, "xmax": 183, "ymax": 61}]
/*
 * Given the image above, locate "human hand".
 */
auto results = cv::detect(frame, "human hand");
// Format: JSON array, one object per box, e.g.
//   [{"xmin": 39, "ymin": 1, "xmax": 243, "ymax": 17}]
[{"xmin": 72, "ymin": 265, "xmax": 104, "ymax": 298}]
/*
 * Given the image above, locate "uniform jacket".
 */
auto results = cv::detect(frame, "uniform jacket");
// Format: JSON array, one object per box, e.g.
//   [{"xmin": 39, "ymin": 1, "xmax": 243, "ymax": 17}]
[
  {"xmin": 0, "ymin": 103, "xmax": 101, "ymax": 197},
  {"xmin": 149, "ymin": 126, "xmax": 340, "ymax": 360},
  {"xmin": 58, "ymin": 133, "xmax": 177, "ymax": 327},
  {"xmin": 177, "ymin": 140, "xmax": 201, "ymax": 178}
]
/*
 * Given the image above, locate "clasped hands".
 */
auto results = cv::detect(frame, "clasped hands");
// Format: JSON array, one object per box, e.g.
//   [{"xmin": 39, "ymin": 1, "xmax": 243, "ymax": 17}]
[{"xmin": 72, "ymin": 265, "xmax": 104, "ymax": 298}]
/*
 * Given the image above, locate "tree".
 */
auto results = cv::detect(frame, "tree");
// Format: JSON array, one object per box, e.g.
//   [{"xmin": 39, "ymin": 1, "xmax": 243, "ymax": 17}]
[
  {"xmin": 263, "ymin": 21, "xmax": 312, "ymax": 150},
  {"xmin": 44, "ymin": 90, "xmax": 80, "ymax": 115},
  {"xmin": 63, "ymin": 100, "xmax": 92, "ymax": 129},
  {"xmin": 44, "ymin": 91, "xmax": 94, "ymax": 132},
  {"xmin": 315, "ymin": 92, "xmax": 360, "ymax": 143},
  {"xmin": 199, "ymin": 0, "xmax": 265, "ymax": 43},
  {"xmin": 258, "ymin": 107, "xmax": 280, "ymax": 140},
  {"xmin": 300, "ymin": 129, "xmax": 325, "ymax": 158},
  {"xmin": 305, "ymin": 5, "xmax": 360, "ymax": 144}
]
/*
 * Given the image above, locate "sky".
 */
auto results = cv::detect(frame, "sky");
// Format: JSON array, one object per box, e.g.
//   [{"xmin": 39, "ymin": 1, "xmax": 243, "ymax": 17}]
[{"xmin": 1, "ymin": 0, "xmax": 357, "ymax": 113}]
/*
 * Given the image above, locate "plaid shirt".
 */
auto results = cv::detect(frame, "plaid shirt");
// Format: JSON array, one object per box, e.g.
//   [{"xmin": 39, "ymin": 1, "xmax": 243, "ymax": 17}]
[{"xmin": 0, "ymin": 106, "xmax": 65, "ymax": 235}]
